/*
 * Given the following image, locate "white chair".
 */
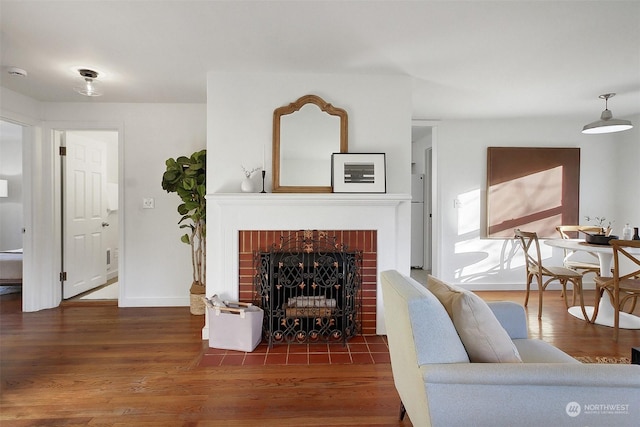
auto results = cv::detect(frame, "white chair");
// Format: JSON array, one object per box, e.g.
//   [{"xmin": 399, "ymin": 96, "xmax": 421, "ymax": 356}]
[{"xmin": 556, "ymin": 225, "xmax": 603, "ymax": 277}]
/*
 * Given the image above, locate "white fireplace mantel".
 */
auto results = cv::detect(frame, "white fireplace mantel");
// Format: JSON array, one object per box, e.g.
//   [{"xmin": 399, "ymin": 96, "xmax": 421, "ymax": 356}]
[
  {"xmin": 203, "ymin": 193, "xmax": 412, "ymax": 338},
  {"xmin": 209, "ymin": 192, "xmax": 410, "ymax": 206}
]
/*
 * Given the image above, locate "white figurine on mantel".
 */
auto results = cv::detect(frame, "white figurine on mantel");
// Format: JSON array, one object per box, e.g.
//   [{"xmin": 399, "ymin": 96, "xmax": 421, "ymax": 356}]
[{"xmin": 240, "ymin": 166, "xmax": 260, "ymax": 193}]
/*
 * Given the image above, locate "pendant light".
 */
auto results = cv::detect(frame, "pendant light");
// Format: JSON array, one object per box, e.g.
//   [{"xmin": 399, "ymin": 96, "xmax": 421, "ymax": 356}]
[
  {"xmin": 74, "ymin": 69, "xmax": 103, "ymax": 97},
  {"xmin": 582, "ymin": 93, "xmax": 633, "ymax": 134}
]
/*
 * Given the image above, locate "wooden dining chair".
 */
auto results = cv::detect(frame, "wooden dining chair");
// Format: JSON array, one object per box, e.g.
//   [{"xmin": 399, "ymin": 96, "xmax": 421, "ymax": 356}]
[
  {"xmin": 592, "ymin": 239, "xmax": 640, "ymax": 341},
  {"xmin": 514, "ymin": 229, "xmax": 585, "ymax": 319},
  {"xmin": 556, "ymin": 225, "xmax": 603, "ymax": 277}
]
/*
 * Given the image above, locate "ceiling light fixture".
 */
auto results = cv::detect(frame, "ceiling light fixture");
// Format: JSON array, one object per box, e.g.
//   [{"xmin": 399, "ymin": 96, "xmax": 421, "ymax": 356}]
[
  {"xmin": 74, "ymin": 68, "xmax": 103, "ymax": 97},
  {"xmin": 582, "ymin": 93, "xmax": 633, "ymax": 134}
]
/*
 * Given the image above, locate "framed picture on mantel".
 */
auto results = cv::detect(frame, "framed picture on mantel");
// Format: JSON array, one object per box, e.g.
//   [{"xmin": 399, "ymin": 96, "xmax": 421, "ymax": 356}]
[{"xmin": 331, "ymin": 153, "xmax": 386, "ymax": 193}]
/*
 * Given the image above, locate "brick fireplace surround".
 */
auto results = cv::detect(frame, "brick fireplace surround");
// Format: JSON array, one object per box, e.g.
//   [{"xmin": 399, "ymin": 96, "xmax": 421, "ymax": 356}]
[
  {"xmin": 239, "ymin": 229, "xmax": 378, "ymax": 335},
  {"xmin": 203, "ymin": 193, "xmax": 411, "ymax": 339}
]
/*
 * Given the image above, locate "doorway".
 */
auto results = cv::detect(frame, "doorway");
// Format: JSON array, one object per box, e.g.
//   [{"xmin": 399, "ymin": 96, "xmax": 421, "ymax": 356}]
[
  {"xmin": 410, "ymin": 123, "xmax": 433, "ymax": 272},
  {"xmin": 0, "ymin": 120, "xmax": 24, "ymax": 296},
  {"xmin": 58, "ymin": 130, "xmax": 119, "ymax": 300}
]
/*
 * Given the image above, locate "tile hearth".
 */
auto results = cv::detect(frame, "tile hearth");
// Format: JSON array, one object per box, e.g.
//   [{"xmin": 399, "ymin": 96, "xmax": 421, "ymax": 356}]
[{"xmin": 199, "ymin": 335, "xmax": 389, "ymax": 367}]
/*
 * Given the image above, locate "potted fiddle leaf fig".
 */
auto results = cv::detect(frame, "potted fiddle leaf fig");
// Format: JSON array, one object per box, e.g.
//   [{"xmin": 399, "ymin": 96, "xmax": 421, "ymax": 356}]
[{"xmin": 162, "ymin": 149, "xmax": 207, "ymax": 315}]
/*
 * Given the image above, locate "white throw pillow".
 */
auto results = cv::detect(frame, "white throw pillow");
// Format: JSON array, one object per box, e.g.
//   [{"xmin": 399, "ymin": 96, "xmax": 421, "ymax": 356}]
[{"xmin": 427, "ymin": 276, "xmax": 522, "ymax": 363}]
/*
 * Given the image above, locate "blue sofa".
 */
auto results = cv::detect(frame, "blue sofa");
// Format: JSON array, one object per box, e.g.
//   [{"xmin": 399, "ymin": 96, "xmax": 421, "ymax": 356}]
[{"xmin": 381, "ymin": 270, "xmax": 640, "ymax": 427}]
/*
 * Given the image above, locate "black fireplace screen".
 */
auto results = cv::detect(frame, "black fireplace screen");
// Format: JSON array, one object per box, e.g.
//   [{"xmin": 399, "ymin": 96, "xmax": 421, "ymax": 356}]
[{"xmin": 254, "ymin": 231, "xmax": 362, "ymax": 347}]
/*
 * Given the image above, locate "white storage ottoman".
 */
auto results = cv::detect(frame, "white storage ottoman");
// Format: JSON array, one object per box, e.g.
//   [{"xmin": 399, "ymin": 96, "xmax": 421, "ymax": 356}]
[{"xmin": 207, "ymin": 302, "xmax": 264, "ymax": 352}]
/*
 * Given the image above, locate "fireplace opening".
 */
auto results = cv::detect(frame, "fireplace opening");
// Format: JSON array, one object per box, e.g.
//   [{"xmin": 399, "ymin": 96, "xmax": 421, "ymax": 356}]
[
  {"xmin": 253, "ymin": 231, "xmax": 362, "ymax": 347},
  {"xmin": 239, "ymin": 229, "xmax": 377, "ymax": 339}
]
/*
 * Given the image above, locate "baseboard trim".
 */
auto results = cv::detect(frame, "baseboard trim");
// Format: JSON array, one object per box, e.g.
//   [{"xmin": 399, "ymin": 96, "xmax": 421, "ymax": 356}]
[{"xmin": 118, "ymin": 296, "xmax": 190, "ymax": 307}]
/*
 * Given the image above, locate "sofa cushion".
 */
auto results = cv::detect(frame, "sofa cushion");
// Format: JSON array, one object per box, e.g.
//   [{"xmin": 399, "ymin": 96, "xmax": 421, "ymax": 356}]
[
  {"xmin": 382, "ymin": 270, "xmax": 470, "ymax": 365},
  {"xmin": 512, "ymin": 339, "xmax": 579, "ymax": 363},
  {"xmin": 427, "ymin": 276, "xmax": 522, "ymax": 363}
]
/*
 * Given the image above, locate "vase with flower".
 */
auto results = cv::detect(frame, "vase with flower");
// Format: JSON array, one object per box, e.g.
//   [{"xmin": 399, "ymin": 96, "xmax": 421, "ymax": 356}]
[
  {"xmin": 241, "ymin": 166, "xmax": 261, "ymax": 193},
  {"xmin": 584, "ymin": 216, "xmax": 618, "ymax": 245}
]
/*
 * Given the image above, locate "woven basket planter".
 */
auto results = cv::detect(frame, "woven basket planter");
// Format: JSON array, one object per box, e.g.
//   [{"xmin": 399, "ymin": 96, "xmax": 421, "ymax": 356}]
[
  {"xmin": 190, "ymin": 293, "xmax": 206, "ymax": 315},
  {"xmin": 189, "ymin": 283, "xmax": 206, "ymax": 315}
]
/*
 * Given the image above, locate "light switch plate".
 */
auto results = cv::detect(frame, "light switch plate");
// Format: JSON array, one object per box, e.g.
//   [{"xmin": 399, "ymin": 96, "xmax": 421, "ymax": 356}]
[{"xmin": 143, "ymin": 198, "xmax": 155, "ymax": 209}]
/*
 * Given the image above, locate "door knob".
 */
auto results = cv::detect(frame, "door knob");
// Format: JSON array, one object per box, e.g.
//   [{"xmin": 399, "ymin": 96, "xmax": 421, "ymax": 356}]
[{"xmin": 102, "ymin": 222, "xmax": 110, "ymax": 227}]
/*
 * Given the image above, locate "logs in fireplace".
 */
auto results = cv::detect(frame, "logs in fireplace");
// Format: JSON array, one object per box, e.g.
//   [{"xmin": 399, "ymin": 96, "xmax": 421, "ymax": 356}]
[{"xmin": 254, "ymin": 231, "xmax": 362, "ymax": 347}]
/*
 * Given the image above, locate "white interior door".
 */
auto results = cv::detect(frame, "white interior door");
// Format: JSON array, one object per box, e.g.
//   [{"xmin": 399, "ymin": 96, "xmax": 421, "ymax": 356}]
[{"xmin": 62, "ymin": 131, "xmax": 108, "ymax": 298}]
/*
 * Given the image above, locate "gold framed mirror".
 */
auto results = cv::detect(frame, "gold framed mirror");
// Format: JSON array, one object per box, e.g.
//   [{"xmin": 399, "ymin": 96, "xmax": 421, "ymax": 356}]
[{"xmin": 272, "ymin": 94, "xmax": 348, "ymax": 193}]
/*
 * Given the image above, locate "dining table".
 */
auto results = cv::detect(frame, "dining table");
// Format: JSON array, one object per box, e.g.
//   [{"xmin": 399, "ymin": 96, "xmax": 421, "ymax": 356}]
[{"xmin": 544, "ymin": 238, "xmax": 640, "ymax": 329}]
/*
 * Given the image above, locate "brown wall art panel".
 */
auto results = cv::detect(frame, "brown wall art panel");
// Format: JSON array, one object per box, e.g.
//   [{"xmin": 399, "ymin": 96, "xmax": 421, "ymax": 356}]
[{"xmin": 486, "ymin": 147, "xmax": 580, "ymax": 238}]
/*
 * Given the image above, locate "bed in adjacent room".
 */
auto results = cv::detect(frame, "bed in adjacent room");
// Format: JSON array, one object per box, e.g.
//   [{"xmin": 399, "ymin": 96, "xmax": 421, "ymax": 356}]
[{"xmin": 0, "ymin": 249, "xmax": 23, "ymax": 285}]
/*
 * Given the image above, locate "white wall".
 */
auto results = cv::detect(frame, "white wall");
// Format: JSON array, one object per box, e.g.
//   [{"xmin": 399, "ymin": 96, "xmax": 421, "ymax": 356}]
[
  {"xmin": 0, "ymin": 87, "xmax": 41, "ymax": 122},
  {"xmin": 206, "ymin": 72, "xmax": 413, "ymax": 195},
  {"xmin": 3, "ymin": 83, "xmax": 636, "ymax": 311},
  {"xmin": 433, "ymin": 115, "xmax": 636, "ymax": 289},
  {"xmin": 0, "ymin": 90, "xmax": 207, "ymax": 310},
  {"xmin": 615, "ymin": 114, "xmax": 640, "ymax": 226},
  {"xmin": 40, "ymin": 103, "xmax": 206, "ymax": 306},
  {"xmin": 205, "ymin": 72, "xmax": 413, "ymax": 333}
]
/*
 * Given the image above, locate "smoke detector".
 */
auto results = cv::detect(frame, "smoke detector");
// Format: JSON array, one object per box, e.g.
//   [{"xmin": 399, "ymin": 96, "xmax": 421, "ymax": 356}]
[{"xmin": 6, "ymin": 67, "xmax": 27, "ymax": 77}]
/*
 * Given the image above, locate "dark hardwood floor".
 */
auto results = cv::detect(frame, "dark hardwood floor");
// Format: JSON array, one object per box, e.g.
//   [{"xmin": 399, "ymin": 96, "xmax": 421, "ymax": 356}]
[{"xmin": 1, "ymin": 288, "xmax": 638, "ymax": 426}]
